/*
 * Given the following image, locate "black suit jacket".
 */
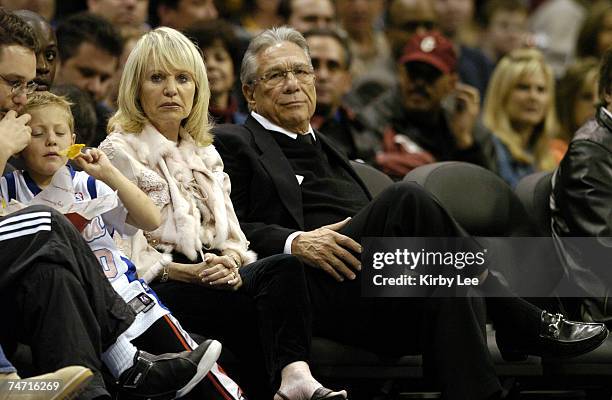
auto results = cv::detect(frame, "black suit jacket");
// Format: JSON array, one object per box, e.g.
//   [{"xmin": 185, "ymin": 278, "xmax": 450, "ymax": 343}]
[{"xmin": 214, "ymin": 116, "xmax": 372, "ymax": 257}]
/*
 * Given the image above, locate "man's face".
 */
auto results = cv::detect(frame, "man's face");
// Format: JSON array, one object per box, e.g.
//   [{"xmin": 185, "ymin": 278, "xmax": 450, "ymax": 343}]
[
  {"xmin": 158, "ymin": 0, "xmax": 218, "ymax": 30},
  {"xmin": 399, "ymin": 61, "xmax": 453, "ymax": 112},
  {"xmin": 288, "ymin": 0, "xmax": 335, "ymax": 33},
  {"xmin": 386, "ymin": 0, "xmax": 436, "ymax": 58},
  {"xmin": 433, "ymin": 0, "xmax": 473, "ymax": 38},
  {"xmin": 88, "ymin": 0, "xmax": 149, "ymax": 29},
  {"xmin": 485, "ymin": 9, "xmax": 527, "ymax": 60},
  {"xmin": 56, "ymin": 42, "xmax": 118, "ymax": 102},
  {"xmin": 244, "ymin": 41, "xmax": 316, "ymax": 133},
  {"xmin": 0, "ymin": 45, "xmax": 36, "ymax": 113},
  {"xmin": 1, "ymin": 0, "xmax": 55, "ymax": 20},
  {"xmin": 26, "ymin": 18, "xmax": 57, "ymax": 91},
  {"xmin": 307, "ymin": 35, "xmax": 351, "ymax": 114},
  {"xmin": 336, "ymin": 0, "xmax": 384, "ymax": 35}
]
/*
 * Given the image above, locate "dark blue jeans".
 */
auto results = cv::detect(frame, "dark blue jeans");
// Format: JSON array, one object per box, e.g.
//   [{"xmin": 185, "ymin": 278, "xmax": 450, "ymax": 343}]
[{"xmin": 0, "ymin": 344, "xmax": 16, "ymax": 374}]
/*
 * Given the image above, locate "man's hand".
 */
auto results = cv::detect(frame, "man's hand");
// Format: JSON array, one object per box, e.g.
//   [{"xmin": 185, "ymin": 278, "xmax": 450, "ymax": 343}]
[
  {"xmin": 448, "ymin": 83, "xmax": 480, "ymax": 149},
  {"xmin": 0, "ymin": 111, "xmax": 31, "ymax": 160},
  {"xmin": 291, "ymin": 217, "xmax": 362, "ymax": 282},
  {"xmin": 376, "ymin": 150, "xmax": 435, "ymax": 178}
]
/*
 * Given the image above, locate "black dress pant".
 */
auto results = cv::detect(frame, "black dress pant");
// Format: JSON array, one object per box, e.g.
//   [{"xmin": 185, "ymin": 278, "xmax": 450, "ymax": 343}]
[
  {"xmin": 151, "ymin": 254, "xmax": 312, "ymax": 398},
  {"xmin": 306, "ymin": 182, "xmax": 501, "ymax": 400},
  {"xmin": 0, "ymin": 206, "xmax": 135, "ymax": 400}
]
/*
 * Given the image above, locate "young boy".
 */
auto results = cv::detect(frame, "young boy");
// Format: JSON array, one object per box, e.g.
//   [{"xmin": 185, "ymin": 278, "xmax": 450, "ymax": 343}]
[{"xmin": 1, "ymin": 92, "xmax": 245, "ymax": 400}]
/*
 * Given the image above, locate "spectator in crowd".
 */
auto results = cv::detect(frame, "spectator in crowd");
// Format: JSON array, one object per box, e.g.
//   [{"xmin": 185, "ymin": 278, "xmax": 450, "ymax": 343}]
[
  {"xmin": 304, "ymin": 29, "xmax": 360, "ymax": 159},
  {"xmin": 149, "ymin": 0, "xmax": 218, "ymax": 30},
  {"xmin": 0, "ymin": 9, "xmax": 230, "ymax": 400},
  {"xmin": 433, "ymin": 0, "xmax": 494, "ymax": 100},
  {"xmin": 385, "ymin": 0, "xmax": 437, "ymax": 61},
  {"xmin": 358, "ymin": 31, "xmax": 497, "ymax": 178},
  {"xmin": 55, "ymin": 12, "xmax": 123, "ymax": 147},
  {"xmin": 552, "ymin": 57, "xmax": 599, "ymax": 163},
  {"xmin": 279, "ymin": 0, "xmax": 336, "ymax": 33},
  {"xmin": 0, "ymin": 0, "xmax": 54, "ymax": 21},
  {"xmin": 483, "ymin": 48, "xmax": 558, "ymax": 187},
  {"xmin": 0, "ymin": 347, "xmax": 93, "ymax": 400},
  {"xmin": 5, "ymin": 90, "xmax": 253, "ymax": 399},
  {"xmin": 105, "ymin": 25, "xmax": 148, "ymax": 110},
  {"xmin": 186, "ymin": 20, "xmax": 246, "ymax": 124},
  {"xmin": 529, "ymin": 0, "xmax": 586, "ymax": 76},
  {"xmin": 479, "ymin": 0, "xmax": 530, "ymax": 65},
  {"xmin": 87, "ymin": 0, "xmax": 149, "ymax": 33},
  {"xmin": 551, "ymin": 47, "xmax": 612, "ymax": 326},
  {"xmin": 240, "ymin": 0, "xmax": 284, "ymax": 36},
  {"xmin": 13, "ymin": 9, "xmax": 56, "ymax": 92},
  {"xmin": 335, "ymin": 0, "xmax": 394, "ymax": 88},
  {"xmin": 51, "ymin": 84, "xmax": 98, "ymax": 145},
  {"xmin": 100, "ymin": 27, "xmax": 346, "ymax": 400},
  {"xmin": 576, "ymin": 1, "xmax": 612, "ymax": 60},
  {"xmin": 214, "ymin": 26, "xmax": 607, "ymax": 400}
]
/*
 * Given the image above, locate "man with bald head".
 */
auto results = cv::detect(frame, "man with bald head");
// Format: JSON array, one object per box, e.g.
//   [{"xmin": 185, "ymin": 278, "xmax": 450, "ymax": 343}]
[
  {"xmin": 13, "ymin": 9, "xmax": 56, "ymax": 91},
  {"xmin": 279, "ymin": 0, "xmax": 336, "ymax": 33}
]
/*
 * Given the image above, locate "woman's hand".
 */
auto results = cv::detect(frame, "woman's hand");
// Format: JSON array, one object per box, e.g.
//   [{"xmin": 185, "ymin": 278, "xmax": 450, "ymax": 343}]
[
  {"xmin": 167, "ymin": 254, "xmax": 242, "ymax": 291},
  {"xmin": 200, "ymin": 254, "xmax": 242, "ymax": 291}
]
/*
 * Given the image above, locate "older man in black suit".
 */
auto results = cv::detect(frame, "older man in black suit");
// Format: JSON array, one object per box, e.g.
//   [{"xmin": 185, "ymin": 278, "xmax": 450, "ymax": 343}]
[{"xmin": 214, "ymin": 26, "xmax": 606, "ymax": 400}]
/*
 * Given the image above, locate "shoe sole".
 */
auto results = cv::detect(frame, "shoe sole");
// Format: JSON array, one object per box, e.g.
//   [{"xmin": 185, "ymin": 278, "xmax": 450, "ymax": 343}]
[
  {"xmin": 50, "ymin": 368, "xmax": 94, "ymax": 400},
  {"xmin": 175, "ymin": 340, "xmax": 222, "ymax": 399},
  {"xmin": 543, "ymin": 327, "xmax": 610, "ymax": 360}
]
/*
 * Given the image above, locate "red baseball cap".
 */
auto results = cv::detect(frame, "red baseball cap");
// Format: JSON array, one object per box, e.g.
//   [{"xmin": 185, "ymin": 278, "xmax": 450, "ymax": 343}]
[{"xmin": 398, "ymin": 31, "xmax": 457, "ymax": 74}]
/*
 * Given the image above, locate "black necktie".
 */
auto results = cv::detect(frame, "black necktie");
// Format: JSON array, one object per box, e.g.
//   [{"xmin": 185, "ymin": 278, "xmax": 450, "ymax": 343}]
[{"xmin": 296, "ymin": 133, "xmax": 313, "ymax": 145}]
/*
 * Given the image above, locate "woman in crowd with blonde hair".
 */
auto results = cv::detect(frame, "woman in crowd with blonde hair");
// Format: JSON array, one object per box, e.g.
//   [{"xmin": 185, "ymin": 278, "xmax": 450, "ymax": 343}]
[
  {"xmin": 100, "ymin": 26, "xmax": 347, "ymax": 400},
  {"xmin": 483, "ymin": 48, "xmax": 559, "ymax": 187}
]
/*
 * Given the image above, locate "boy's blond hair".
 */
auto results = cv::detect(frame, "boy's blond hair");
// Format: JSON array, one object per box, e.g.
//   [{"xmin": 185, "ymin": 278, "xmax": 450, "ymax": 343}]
[{"xmin": 24, "ymin": 92, "xmax": 75, "ymax": 134}]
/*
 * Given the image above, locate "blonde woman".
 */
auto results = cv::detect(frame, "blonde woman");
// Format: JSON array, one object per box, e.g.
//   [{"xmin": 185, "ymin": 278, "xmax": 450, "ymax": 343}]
[
  {"xmin": 100, "ymin": 27, "xmax": 346, "ymax": 400},
  {"xmin": 483, "ymin": 48, "xmax": 559, "ymax": 187}
]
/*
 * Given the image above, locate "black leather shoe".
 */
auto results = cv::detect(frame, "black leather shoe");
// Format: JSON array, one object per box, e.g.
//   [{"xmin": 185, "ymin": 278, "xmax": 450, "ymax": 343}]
[
  {"xmin": 116, "ymin": 339, "xmax": 222, "ymax": 399},
  {"xmin": 496, "ymin": 311, "xmax": 608, "ymax": 361}
]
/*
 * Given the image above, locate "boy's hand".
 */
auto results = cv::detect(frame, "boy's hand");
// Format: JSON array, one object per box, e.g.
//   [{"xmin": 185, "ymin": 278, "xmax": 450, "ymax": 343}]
[{"xmin": 73, "ymin": 148, "xmax": 117, "ymax": 182}]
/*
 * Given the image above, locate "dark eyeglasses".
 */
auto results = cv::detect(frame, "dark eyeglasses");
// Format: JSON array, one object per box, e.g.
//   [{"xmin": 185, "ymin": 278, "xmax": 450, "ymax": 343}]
[{"xmin": 403, "ymin": 62, "xmax": 443, "ymax": 85}]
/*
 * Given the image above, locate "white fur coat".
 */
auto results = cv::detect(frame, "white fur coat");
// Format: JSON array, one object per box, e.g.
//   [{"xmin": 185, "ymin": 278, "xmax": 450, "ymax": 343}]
[{"xmin": 99, "ymin": 123, "xmax": 256, "ymax": 282}]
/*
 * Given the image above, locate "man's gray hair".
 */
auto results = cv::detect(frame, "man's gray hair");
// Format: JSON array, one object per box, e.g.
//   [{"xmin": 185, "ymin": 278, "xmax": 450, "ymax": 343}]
[{"xmin": 240, "ymin": 26, "xmax": 311, "ymax": 86}]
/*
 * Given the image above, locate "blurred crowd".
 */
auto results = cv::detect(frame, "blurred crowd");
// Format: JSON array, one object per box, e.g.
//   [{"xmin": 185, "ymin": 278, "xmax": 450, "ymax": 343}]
[{"xmin": 0, "ymin": 0, "xmax": 608, "ymax": 186}]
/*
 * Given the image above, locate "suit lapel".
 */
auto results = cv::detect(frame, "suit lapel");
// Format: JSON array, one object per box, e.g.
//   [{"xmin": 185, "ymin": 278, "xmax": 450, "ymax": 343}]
[{"xmin": 245, "ymin": 117, "xmax": 305, "ymax": 229}]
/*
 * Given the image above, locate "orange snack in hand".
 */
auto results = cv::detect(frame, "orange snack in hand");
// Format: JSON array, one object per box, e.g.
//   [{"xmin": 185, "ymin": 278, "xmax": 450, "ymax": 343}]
[{"xmin": 58, "ymin": 144, "xmax": 85, "ymax": 159}]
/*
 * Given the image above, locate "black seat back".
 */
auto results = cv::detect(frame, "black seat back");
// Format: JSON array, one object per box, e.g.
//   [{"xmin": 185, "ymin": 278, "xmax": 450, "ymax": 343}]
[
  {"xmin": 404, "ymin": 162, "xmax": 535, "ymax": 236},
  {"xmin": 514, "ymin": 172, "xmax": 553, "ymax": 236},
  {"xmin": 350, "ymin": 160, "xmax": 394, "ymax": 198}
]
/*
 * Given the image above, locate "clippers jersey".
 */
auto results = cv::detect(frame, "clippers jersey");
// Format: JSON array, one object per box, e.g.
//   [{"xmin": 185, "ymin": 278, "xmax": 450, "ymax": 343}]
[{"xmin": 1, "ymin": 166, "xmax": 174, "ymax": 342}]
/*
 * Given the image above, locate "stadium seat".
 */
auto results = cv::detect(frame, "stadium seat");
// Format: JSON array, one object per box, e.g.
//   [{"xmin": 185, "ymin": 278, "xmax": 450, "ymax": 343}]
[
  {"xmin": 350, "ymin": 160, "xmax": 394, "ymax": 197},
  {"xmin": 514, "ymin": 172, "xmax": 553, "ymax": 236}
]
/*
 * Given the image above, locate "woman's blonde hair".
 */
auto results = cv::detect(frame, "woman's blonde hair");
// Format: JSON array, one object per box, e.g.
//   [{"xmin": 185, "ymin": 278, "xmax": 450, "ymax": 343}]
[
  {"xmin": 108, "ymin": 27, "xmax": 212, "ymax": 146},
  {"xmin": 483, "ymin": 48, "xmax": 558, "ymax": 171}
]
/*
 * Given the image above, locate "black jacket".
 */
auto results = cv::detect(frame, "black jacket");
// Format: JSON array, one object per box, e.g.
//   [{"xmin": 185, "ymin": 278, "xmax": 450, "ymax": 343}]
[
  {"xmin": 551, "ymin": 107, "xmax": 612, "ymax": 317},
  {"xmin": 213, "ymin": 116, "xmax": 372, "ymax": 257}
]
